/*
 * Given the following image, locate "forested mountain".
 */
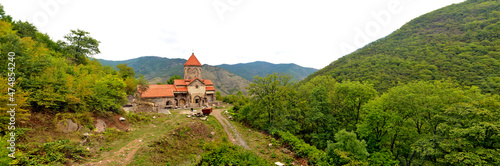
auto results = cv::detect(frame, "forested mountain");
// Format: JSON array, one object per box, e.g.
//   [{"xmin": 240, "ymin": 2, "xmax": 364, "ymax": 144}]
[
  {"xmin": 305, "ymin": 0, "xmax": 499, "ymax": 95},
  {"xmin": 216, "ymin": 61, "xmax": 318, "ymax": 81},
  {"xmin": 98, "ymin": 56, "xmax": 185, "ymax": 83},
  {"xmin": 98, "ymin": 57, "xmax": 250, "ymax": 95},
  {"xmin": 223, "ymin": 0, "xmax": 500, "ymax": 165}
]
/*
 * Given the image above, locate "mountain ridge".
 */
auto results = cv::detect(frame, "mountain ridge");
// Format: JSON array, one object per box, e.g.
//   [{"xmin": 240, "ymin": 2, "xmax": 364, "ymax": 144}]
[
  {"xmin": 303, "ymin": 0, "xmax": 500, "ymax": 94},
  {"xmin": 216, "ymin": 61, "xmax": 318, "ymax": 81}
]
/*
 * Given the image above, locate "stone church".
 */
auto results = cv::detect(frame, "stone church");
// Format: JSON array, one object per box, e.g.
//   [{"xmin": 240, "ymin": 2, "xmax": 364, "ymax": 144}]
[{"xmin": 139, "ymin": 53, "xmax": 216, "ymax": 108}]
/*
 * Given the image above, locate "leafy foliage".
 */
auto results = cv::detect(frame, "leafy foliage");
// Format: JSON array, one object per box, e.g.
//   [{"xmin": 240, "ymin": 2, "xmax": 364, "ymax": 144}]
[
  {"xmin": 200, "ymin": 143, "xmax": 268, "ymax": 166},
  {"xmin": 62, "ymin": 29, "xmax": 100, "ymax": 64},
  {"xmin": 166, "ymin": 74, "xmax": 181, "ymax": 84}
]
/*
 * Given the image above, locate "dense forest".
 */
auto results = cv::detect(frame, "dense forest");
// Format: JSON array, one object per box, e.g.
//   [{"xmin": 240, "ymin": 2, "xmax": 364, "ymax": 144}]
[
  {"xmin": 0, "ymin": 5, "xmax": 147, "ymax": 164},
  {"xmin": 305, "ymin": 0, "xmax": 500, "ymax": 95},
  {"xmin": 224, "ymin": 0, "xmax": 500, "ymax": 165}
]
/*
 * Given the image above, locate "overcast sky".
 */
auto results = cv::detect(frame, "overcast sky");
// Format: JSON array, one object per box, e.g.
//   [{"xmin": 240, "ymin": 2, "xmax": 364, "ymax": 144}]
[{"xmin": 2, "ymin": 0, "xmax": 465, "ymax": 69}]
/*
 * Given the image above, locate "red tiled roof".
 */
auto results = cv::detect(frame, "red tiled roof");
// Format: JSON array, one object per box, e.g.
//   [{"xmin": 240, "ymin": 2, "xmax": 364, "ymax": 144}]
[
  {"xmin": 176, "ymin": 87, "xmax": 188, "ymax": 92},
  {"xmin": 187, "ymin": 77, "xmax": 201, "ymax": 85},
  {"xmin": 140, "ymin": 85, "xmax": 175, "ymax": 98},
  {"xmin": 173, "ymin": 79, "xmax": 187, "ymax": 86},
  {"xmin": 184, "ymin": 53, "xmax": 202, "ymax": 66},
  {"xmin": 202, "ymin": 79, "xmax": 213, "ymax": 86},
  {"xmin": 206, "ymin": 86, "xmax": 215, "ymax": 91}
]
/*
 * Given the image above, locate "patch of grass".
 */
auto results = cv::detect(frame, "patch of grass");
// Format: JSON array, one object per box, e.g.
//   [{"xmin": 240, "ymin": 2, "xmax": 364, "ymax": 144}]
[
  {"xmin": 226, "ymin": 114, "xmax": 296, "ymax": 165},
  {"xmin": 129, "ymin": 118, "xmax": 223, "ymax": 166},
  {"xmin": 53, "ymin": 112, "xmax": 95, "ymax": 131},
  {"xmin": 125, "ymin": 112, "xmax": 153, "ymax": 125}
]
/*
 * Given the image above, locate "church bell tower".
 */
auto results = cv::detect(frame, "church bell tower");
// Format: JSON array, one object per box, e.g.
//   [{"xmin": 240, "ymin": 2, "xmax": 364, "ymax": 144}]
[{"xmin": 184, "ymin": 53, "xmax": 202, "ymax": 80}]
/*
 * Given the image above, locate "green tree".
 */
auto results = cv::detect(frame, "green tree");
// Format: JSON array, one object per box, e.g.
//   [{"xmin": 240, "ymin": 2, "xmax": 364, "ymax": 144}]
[
  {"xmin": 326, "ymin": 129, "xmax": 369, "ymax": 165},
  {"xmin": 358, "ymin": 81, "xmax": 500, "ymax": 165},
  {"xmin": 90, "ymin": 75, "xmax": 127, "ymax": 113},
  {"xmin": 331, "ymin": 81, "xmax": 377, "ymax": 131},
  {"xmin": 215, "ymin": 91, "xmax": 222, "ymax": 101},
  {"xmin": 117, "ymin": 64, "xmax": 135, "ymax": 79},
  {"xmin": 0, "ymin": 4, "xmax": 12, "ymax": 22},
  {"xmin": 137, "ymin": 74, "xmax": 149, "ymax": 96},
  {"xmin": 12, "ymin": 21, "xmax": 37, "ymax": 39},
  {"xmin": 305, "ymin": 86, "xmax": 333, "ymax": 149},
  {"xmin": 247, "ymin": 73, "xmax": 293, "ymax": 129},
  {"xmin": 62, "ymin": 29, "xmax": 100, "ymax": 64},
  {"xmin": 166, "ymin": 74, "xmax": 182, "ymax": 84},
  {"xmin": 117, "ymin": 64, "xmax": 137, "ymax": 95}
]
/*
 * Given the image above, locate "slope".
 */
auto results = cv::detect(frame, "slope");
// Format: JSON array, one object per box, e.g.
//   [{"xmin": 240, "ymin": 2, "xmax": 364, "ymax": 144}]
[
  {"xmin": 304, "ymin": 0, "xmax": 500, "ymax": 94},
  {"xmin": 217, "ymin": 61, "xmax": 318, "ymax": 81}
]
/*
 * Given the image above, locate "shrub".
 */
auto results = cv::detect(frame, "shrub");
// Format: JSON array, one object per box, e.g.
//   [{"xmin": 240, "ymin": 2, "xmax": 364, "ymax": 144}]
[
  {"xmin": 273, "ymin": 131, "xmax": 329, "ymax": 165},
  {"xmin": 199, "ymin": 143, "xmax": 268, "ymax": 166},
  {"xmin": 17, "ymin": 139, "xmax": 90, "ymax": 165}
]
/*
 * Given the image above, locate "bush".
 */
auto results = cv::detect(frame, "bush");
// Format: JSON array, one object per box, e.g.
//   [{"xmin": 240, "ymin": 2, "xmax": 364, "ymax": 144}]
[
  {"xmin": 273, "ymin": 131, "xmax": 329, "ymax": 165},
  {"xmin": 125, "ymin": 112, "xmax": 152, "ymax": 124},
  {"xmin": 17, "ymin": 139, "xmax": 90, "ymax": 165},
  {"xmin": 199, "ymin": 143, "xmax": 268, "ymax": 166}
]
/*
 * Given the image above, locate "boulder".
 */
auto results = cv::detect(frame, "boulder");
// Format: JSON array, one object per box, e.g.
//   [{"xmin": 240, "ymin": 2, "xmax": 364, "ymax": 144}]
[
  {"xmin": 95, "ymin": 119, "xmax": 106, "ymax": 133},
  {"xmin": 57, "ymin": 119, "xmax": 80, "ymax": 133}
]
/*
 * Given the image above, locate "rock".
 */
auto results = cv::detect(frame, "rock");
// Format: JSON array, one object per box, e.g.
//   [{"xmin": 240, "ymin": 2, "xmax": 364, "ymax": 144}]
[
  {"xmin": 281, "ymin": 148, "xmax": 291, "ymax": 154},
  {"xmin": 187, "ymin": 115, "xmax": 192, "ymax": 118},
  {"xmin": 248, "ymin": 129, "xmax": 251, "ymax": 132},
  {"xmin": 96, "ymin": 119, "xmax": 106, "ymax": 133},
  {"xmin": 119, "ymin": 117, "xmax": 126, "ymax": 121},
  {"xmin": 211, "ymin": 132, "xmax": 215, "ymax": 135},
  {"xmin": 200, "ymin": 117, "xmax": 208, "ymax": 121},
  {"xmin": 228, "ymin": 116, "xmax": 233, "ymax": 120},
  {"xmin": 153, "ymin": 116, "xmax": 156, "ymax": 119},
  {"xmin": 57, "ymin": 119, "xmax": 80, "ymax": 133},
  {"xmin": 268, "ymin": 143, "xmax": 272, "ymax": 147},
  {"xmin": 275, "ymin": 161, "xmax": 285, "ymax": 166}
]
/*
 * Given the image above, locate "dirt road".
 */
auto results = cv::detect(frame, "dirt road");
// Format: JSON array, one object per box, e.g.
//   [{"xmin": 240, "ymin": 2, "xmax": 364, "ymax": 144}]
[{"xmin": 211, "ymin": 109, "xmax": 250, "ymax": 149}]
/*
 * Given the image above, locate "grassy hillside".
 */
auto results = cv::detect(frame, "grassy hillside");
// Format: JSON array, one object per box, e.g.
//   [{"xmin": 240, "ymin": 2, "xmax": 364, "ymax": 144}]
[
  {"xmin": 217, "ymin": 61, "xmax": 318, "ymax": 81},
  {"xmin": 202, "ymin": 65, "xmax": 251, "ymax": 95},
  {"xmin": 305, "ymin": 0, "xmax": 500, "ymax": 95}
]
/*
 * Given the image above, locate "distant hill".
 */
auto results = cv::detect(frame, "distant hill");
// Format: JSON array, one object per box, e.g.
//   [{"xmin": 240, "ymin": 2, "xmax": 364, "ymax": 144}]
[
  {"xmin": 202, "ymin": 65, "xmax": 251, "ymax": 95},
  {"xmin": 97, "ymin": 57, "xmax": 250, "ymax": 95},
  {"xmin": 304, "ymin": 0, "xmax": 500, "ymax": 95},
  {"xmin": 216, "ymin": 61, "xmax": 318, "ymax": 81},
  {"xmin": 98, "ymin": 56, "xmax": 185, "ymax": 82}
]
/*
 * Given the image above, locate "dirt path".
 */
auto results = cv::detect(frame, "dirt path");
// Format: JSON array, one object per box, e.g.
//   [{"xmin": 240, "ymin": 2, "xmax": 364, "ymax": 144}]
[
  {"xmin": 81, "ymin": 137, "xmax": 144, "ymax": 166},
  {"xmin": 212, "ymin": 109, "xmax": 250, "ymax": 149}
]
